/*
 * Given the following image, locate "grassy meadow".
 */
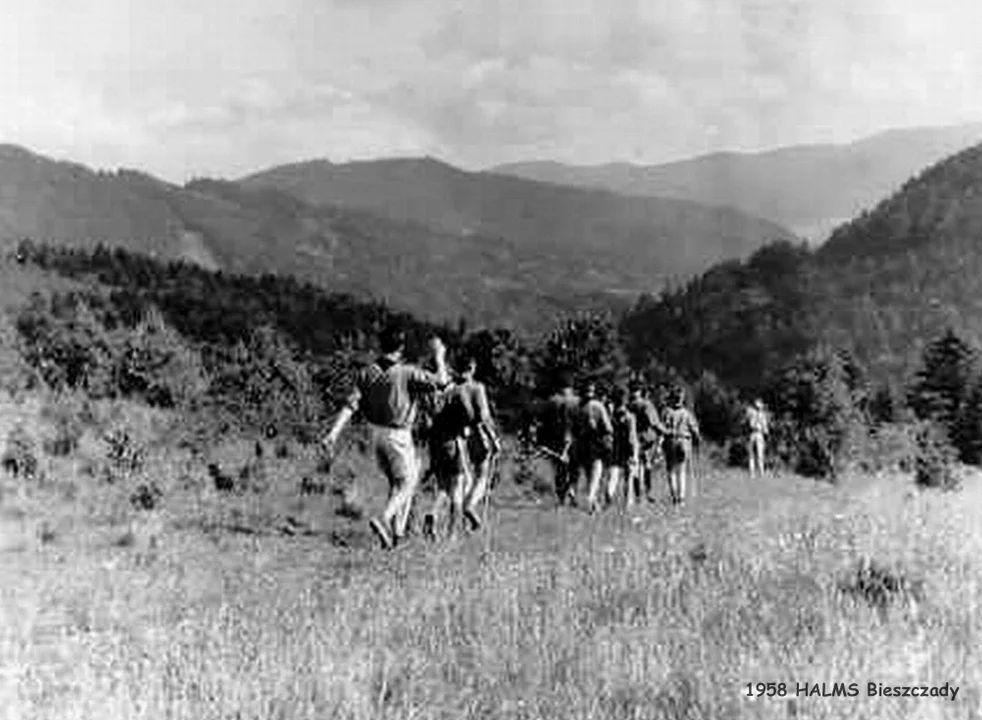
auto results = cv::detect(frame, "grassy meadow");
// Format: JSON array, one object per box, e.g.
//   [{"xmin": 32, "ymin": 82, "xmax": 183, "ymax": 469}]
[{"xmin": 2, "ymin": 391, "xmax": 982, "ymax": 719}]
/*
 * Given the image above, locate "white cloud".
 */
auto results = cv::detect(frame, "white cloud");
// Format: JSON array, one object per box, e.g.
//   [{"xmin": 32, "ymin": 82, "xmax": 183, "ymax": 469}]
[{"xmin": 0, "ymin": 0, "xmax": 980, "ymax": 179}]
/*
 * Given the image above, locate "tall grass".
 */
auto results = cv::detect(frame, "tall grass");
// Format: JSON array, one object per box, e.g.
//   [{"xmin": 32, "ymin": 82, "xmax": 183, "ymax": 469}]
[{"xmin": 2, "ymin": 397, "xmax": 982, "ymax": 719}]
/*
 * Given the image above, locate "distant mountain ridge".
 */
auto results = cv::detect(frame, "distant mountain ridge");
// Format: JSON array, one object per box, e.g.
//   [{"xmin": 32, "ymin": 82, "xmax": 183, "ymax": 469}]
[
  {"xmin": 240, "ymin": 154, "xmax": 796, "ymax": 292},
  {"xmin": 0, "ymin": 144, "xmax": 793, "ymax": 333},
  {"xmin": 491, "ymin": 123, "xmax": 982, "ymax": 241}
]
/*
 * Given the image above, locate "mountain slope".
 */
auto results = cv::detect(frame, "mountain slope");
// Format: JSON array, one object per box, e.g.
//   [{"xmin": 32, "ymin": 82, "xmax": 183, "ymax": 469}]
[
  {"xmin": 239, "ymin": 156, "xmax": 797, "ymax": 289},
  {"xmin": 0, "ymin": 144, "xmax": 220, "ymax": 269},
  {"xmin": 618, "ymin": 140, "xmax": 982, "ymax": 391},
  {"xmin": 0, "ymin": 146, "xmax": 635, "ymax": 332},
  {"xmin": 493, "ymin": 123, "xmax": 982, "ymax": 241},
  {"xmin": 813, "ymin": 141, "xmax": 982, "ymax": 376}
]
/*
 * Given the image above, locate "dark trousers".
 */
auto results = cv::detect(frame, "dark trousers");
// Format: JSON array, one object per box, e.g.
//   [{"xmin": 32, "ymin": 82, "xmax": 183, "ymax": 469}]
[{"xmin": 553, "ymin": 458, "xmax": 575, "ymax": 502}]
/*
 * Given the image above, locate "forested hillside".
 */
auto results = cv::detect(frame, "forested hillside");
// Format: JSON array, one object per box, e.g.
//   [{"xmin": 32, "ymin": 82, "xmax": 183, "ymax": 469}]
[
  {"xmin": 241, "ymin": 156, "xmax": 796, "ymax": 288},
  {"xmin": 619, "ymin": 141, "xmax": 982, "ymax": 394},
  {"xmin": 0, "ymin": 145, "xmax": 786, "ymax": 334}
]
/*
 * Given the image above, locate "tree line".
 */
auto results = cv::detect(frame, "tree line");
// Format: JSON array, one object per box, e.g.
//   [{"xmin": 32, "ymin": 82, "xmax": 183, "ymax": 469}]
[{"xmin": 8, "ymin": 238, "xmax": 982, "ymax": 485}]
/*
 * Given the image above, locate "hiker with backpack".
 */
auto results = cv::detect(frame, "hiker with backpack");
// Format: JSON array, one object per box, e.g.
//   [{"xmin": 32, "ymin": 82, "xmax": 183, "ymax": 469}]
[
  {"xmin": 607, "ymin": 385, "xmax": 641, "ymax": 510},
  {"xmin": 746, "ymin": 398, "xmax": 770, "ymax": 477},
  {"xmin": 456, "ymin": 354, "xmax": 501, "ymax": 530},
  {"xmin": 536, "ymin": 373, "xmax": 580, "ymax": 506},
  {"xmin": 322, "ymin": 325, "xmax": 451, "ymax": 550},
  {"xmin": 420, "ymin": 353, "xmax": 501, "ymax": 538},
  {"xmin": 628, "ymin": 382, "xmax": 667, "ymax": 502},
  {"xmin": 419, "ymin": 379, "xmax": 473, "ymax": 541},
  {"xmin": 662, "ymin": 386, "xmax": 701, "ymax": 507},
  {"xmin": 578, "ymin": 378, "xmax": 615, "ymax": 514}
]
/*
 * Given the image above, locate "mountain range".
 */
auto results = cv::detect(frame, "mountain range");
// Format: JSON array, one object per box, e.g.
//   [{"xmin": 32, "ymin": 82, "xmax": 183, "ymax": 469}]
[
  {"xmin": 492, "ymin": 122, "xmax": 982, "ymax": 241},
  {"xmin": 0, "ymin": 144, "xmax": 791, "ymax": 333},
  {"xmin": 4, "ymin": 121, "xmax": 982, "ymax": 338}
]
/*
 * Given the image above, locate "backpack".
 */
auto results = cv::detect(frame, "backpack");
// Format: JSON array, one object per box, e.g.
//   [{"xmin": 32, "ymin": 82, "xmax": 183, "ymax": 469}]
[{"xmin": 664, "ymin": 408, "xmax": 692, "ymax": 442}]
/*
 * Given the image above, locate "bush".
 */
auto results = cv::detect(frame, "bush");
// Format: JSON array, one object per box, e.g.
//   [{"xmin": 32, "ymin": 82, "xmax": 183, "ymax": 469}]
[
  {"xmin": 207, "ymin": 324, "xmax": 325, "ymax": 440},
  {"xmin": 853, "ymin": 423, "xmax": 919, "ymax": 474},
  {"xmin": 692, "ymin": 371, "xmax": 744, "ymax": 445},
  {"xmin": 103, "ymin": 427, "xmax": 146, "ymax": 482},
  {"xmin": 726, "ymin": 438, "xmax": 749, "ymax": 469},
  {"xmin": 838, "ymin": 558, "xmax": 925, "ymax": 619},
  {"xmin": 2, "ymin": 424, "xmax": 39, "ymax": 480},
  {"xmin": 914, "ymin": 421, "xmax": 959, "ymax": 491},
  {"xmin": 114, "ymin": 307, "xmax": 210, "ymax": 409},
  {"xmin": 130, "ymin": 482, "xmax": 163, "ymax": 511},
  {"xmin": 764, "ymin": 349, "xmax": 867, "ymax": 479},
  {"xmin": 15, "ymin": 292, "xmax": 119, "ymax": 397},
  {"xmin": 39, "ymin": 392, "xmax": 94, "ymax": 457}
]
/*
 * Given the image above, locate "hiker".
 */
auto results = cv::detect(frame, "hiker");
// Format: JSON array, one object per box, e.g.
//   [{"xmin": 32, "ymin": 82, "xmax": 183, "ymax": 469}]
[
  {"xmin": 456, "ymin": 355, "xmax": 501, "ymax": 530},
  {"xmin": 628, "ymin": 382, "xmax": 667, "ymax": 502},
  {"xmin": 420, "ymin": 380, "xmax": 473, "ymax": 540},
  {"xmin": 537, "ymin": 373, "xmax": 580, "ymax": 506},
  {"xmin": 746, "ymin": 398, "xmax": 770, "ymax": 477},
  {"xmin": 578, "ymin": 378, "xmax": 614, "ymax": 514},
  {"xmin": 322, "ymin": 325, "xmax": 451, "ymax": 550},
  {"xmin": 607, "ymin": 385, "xmax": 641, "ymax": 509},
  {"xmin": 422, "ymin": 354, "xmax": 501, "ymax": 537},
  {"xmin": 662, "ymin": 386, "xmax": 701, "ymax": 507}
]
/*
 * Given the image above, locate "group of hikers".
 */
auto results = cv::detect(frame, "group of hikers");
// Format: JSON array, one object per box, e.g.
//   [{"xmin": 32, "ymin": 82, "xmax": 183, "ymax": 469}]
[{"xmin": 322, "ymin": 325, "xmax": 770, "ymax": 551}]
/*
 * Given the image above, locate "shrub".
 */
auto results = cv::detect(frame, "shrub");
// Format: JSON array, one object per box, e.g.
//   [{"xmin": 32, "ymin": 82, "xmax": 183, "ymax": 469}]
[
  {"xmin": 300, "ymin": 476, "xmax": 327, "ymax": 495},
  {"xmin": 764, "ymin": 349, "xmax": 867, "ymax": 479},
  {"xmin": 692, "ymin": 371, "xmax": 744, "ymax": 445},
  {"xmin": 103, "ymin": 427, "xmax": 146, "ymax": 482},
  {"xmin": 130, "ymin": 482, "xmax": 163, "ymax": 511},
  {"xmin": 39, "ymin": 392, "xmax": 93, "ymax": 457},
  {"xmin": 2, "ymin": 424, "xmax": 39, "ymax": 480},
  {"xmin": 238, "ymin": 459, "xmax": 269, "ymax": 494},
  {"xmin": 114, "ymin": 306, "xmax": 210, "ymax": 409},
  {"xmin": 913, "ymin": 421, "xmax": 959, "ymax": 491},
  {"xmin": 853, "ymin": 423, "xmax": 919, "ymax": 474},
  {"xmin": 726, "ymin": 438, "xmax": 749, "ymax": 469},
  {"xmin": 207, "ymin": 324, "xmax": 325, "ymax": 440},
  {"xmin": 207, "ymin": 462, "xmax": 235, "ymax": 492},
  {"xmin": 15, "ymin": 292, "xmax": 119, "ymax": 397},
  {"xmin": 838, "ymin": 558, "xmax": 925, "ymax": 620}
]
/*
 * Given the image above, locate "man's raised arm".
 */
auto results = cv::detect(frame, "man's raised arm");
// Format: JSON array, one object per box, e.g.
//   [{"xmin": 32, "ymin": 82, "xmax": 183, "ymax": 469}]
[{"xmin": 323, "ymin": 384, "xmax": 361, "ymax": 450}]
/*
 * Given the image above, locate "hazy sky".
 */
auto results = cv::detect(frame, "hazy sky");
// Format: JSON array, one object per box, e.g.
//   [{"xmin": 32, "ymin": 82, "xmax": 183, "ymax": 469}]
[{"xmin": 2, "ymin": 0, "xmax": 981, "ymax": 182}]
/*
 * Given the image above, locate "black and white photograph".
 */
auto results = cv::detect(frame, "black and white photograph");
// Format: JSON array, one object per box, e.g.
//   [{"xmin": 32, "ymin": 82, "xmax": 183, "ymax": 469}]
[{"xmin": 1, "ymin": 0, "xmax": 981, "ymax": 717}]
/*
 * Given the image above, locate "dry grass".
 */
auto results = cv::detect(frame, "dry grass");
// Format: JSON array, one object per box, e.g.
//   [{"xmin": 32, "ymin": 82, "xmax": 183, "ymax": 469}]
[{"xmin": 2, "ymin": 396, "xmax": 982, "ymax": 719}]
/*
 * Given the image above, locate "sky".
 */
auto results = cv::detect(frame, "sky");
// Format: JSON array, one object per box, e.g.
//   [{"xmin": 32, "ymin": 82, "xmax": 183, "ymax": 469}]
[{"xmin": 2, "ymin": 0, "xmax": 981, "ymax": 183}]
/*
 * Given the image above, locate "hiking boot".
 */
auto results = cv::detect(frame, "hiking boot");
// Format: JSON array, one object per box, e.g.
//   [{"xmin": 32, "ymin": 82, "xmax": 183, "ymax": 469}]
[
  {"xmin": 369, "ymin": 518, "xmax": 393, "ymax": 550},
  {"xmin": 422, "ymin": 514, "xmax": 436, "ymax": 540},
  {"xmin": 464, "ymin": 507, "xmax": 482, "ymax": 532}
]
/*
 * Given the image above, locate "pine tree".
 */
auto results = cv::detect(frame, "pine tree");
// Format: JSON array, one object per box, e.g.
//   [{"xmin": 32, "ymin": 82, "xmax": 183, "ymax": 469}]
[
  {"xmin": 955, "ymin": 382, "xmax": 982, "ymax": 465},
  {"xmin": 907, "ymin": 328, "xmax": 975, "ymax": 435}
]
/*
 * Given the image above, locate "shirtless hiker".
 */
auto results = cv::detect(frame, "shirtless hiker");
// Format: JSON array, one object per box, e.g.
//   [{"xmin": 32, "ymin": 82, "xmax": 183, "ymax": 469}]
[{"xmin": 746, "ymin": 398, "xmax": 770, "ymax": 477}]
